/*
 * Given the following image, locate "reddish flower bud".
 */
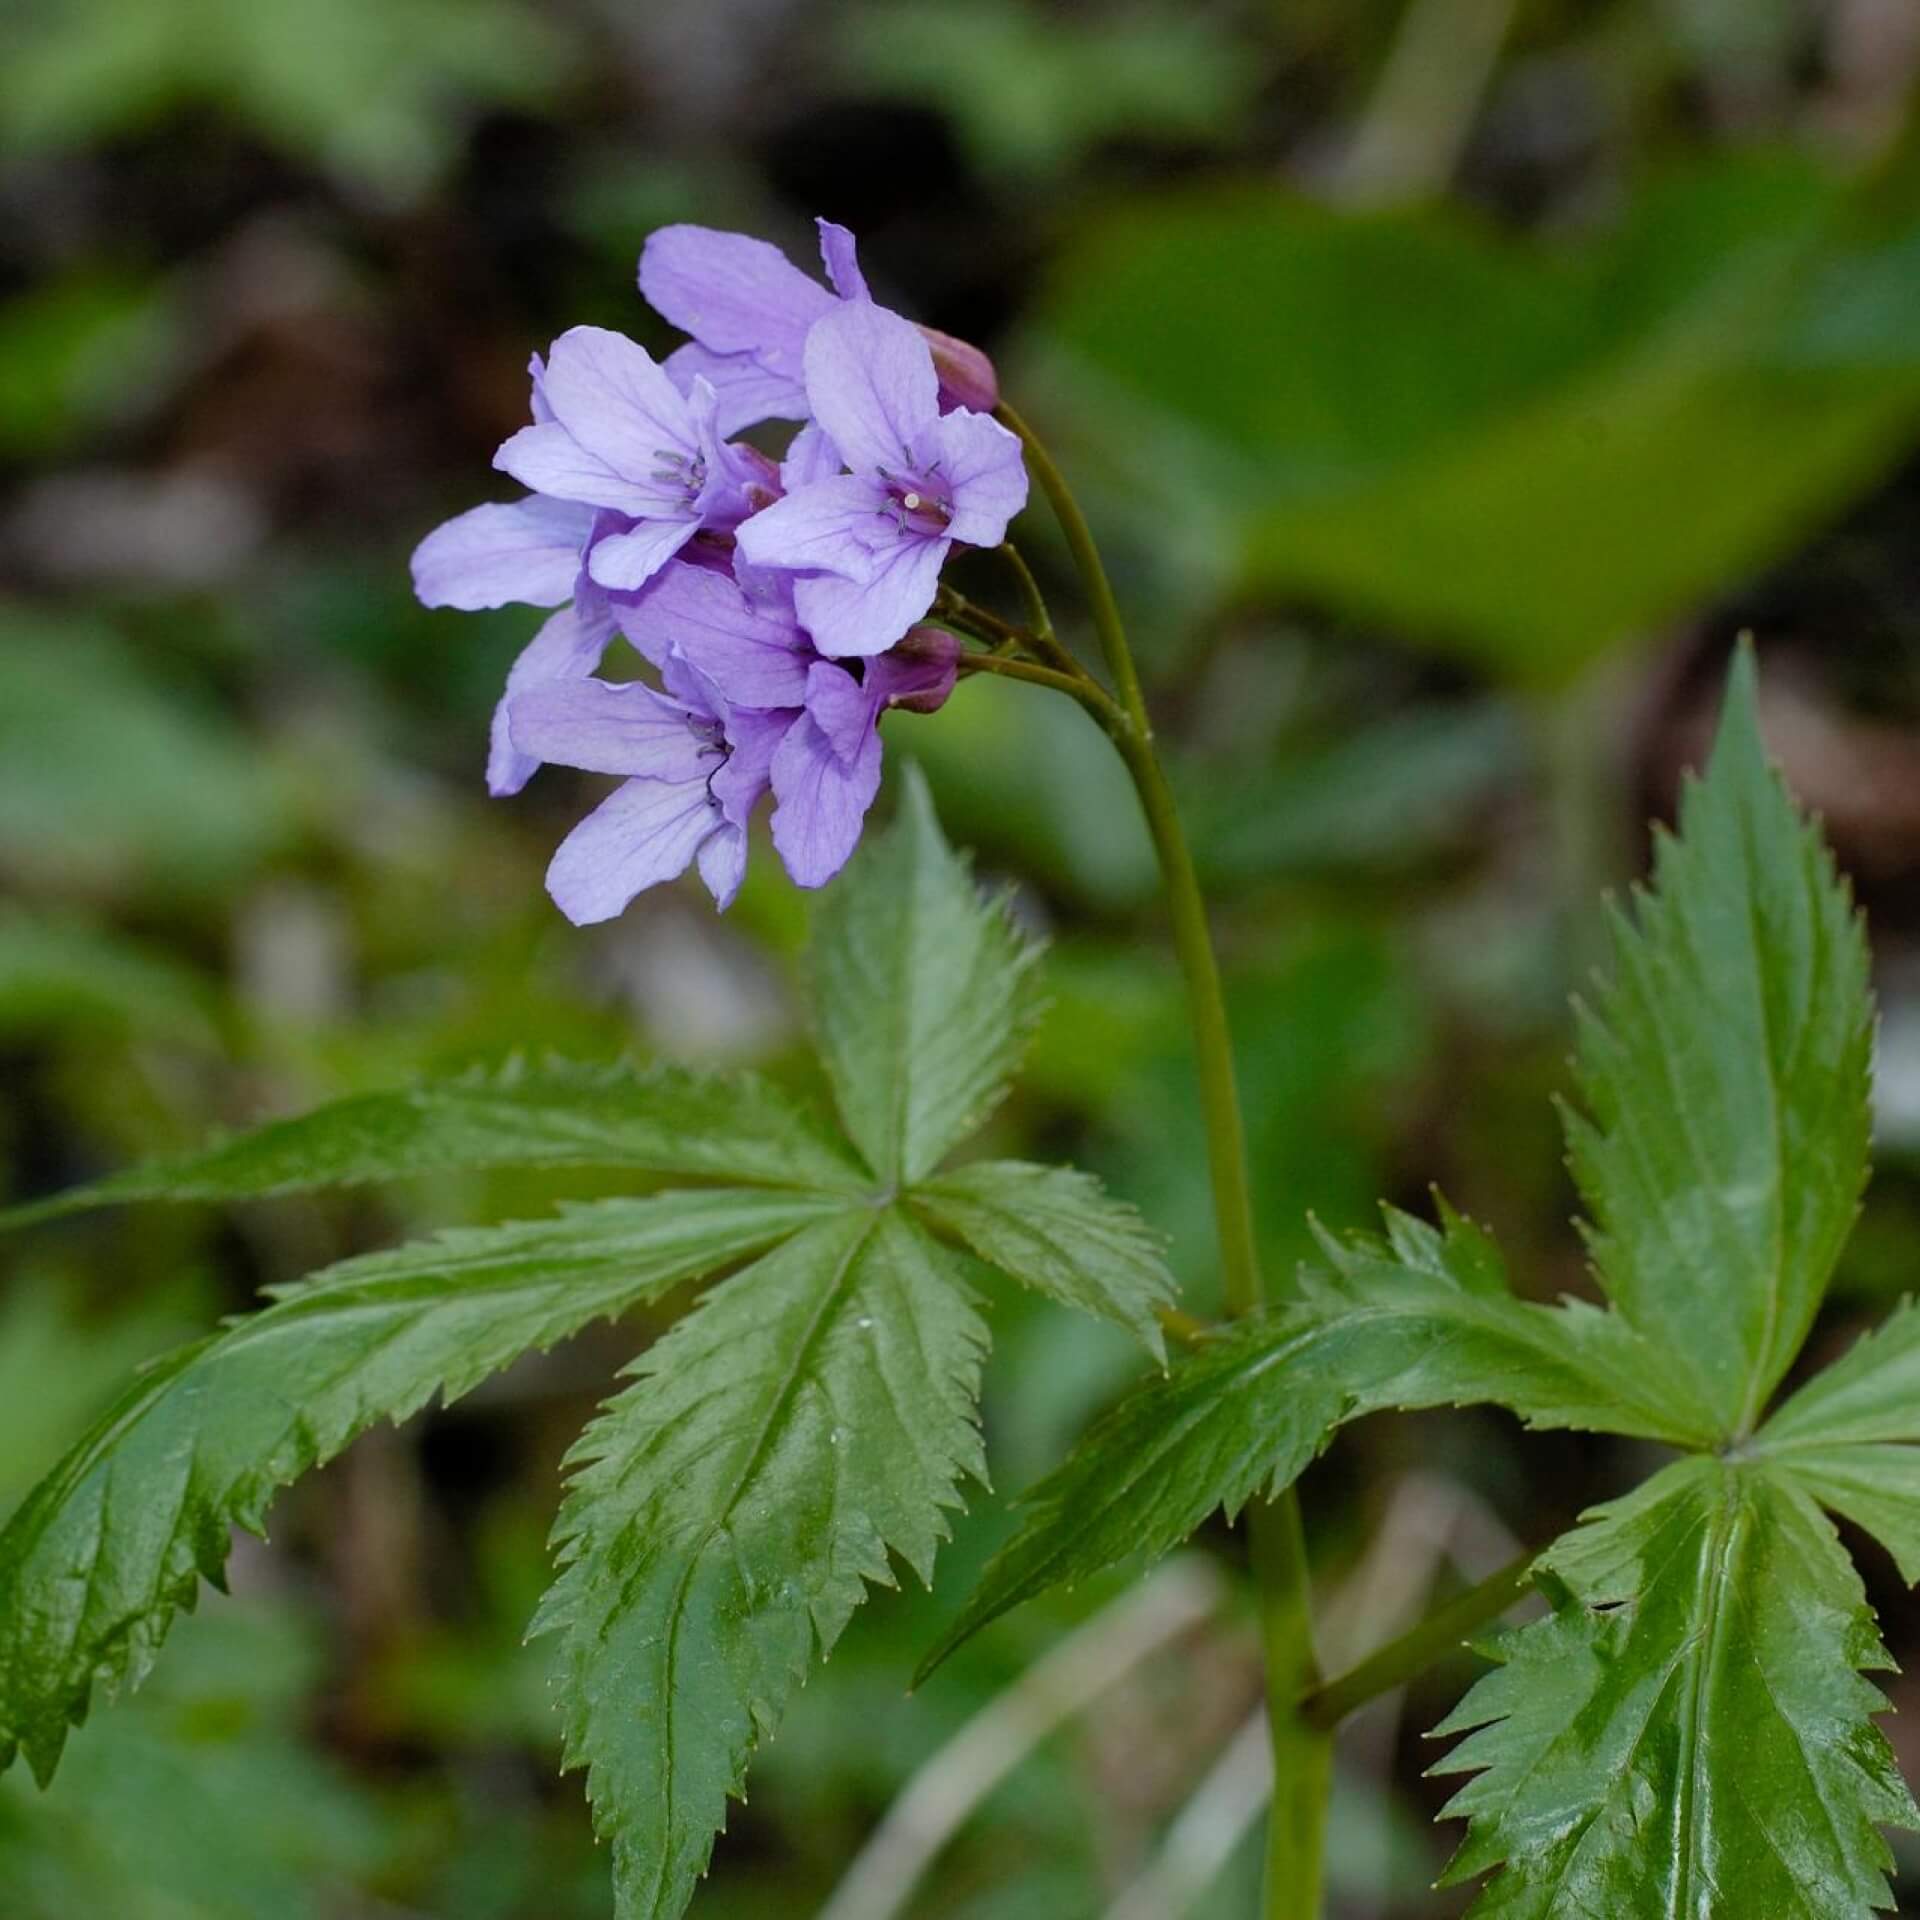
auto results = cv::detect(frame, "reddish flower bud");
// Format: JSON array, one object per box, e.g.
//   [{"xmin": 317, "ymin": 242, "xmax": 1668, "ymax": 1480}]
[
  {"xmin": 884, "ymin": 625, "xmax": 962, "ymax": 714},
  {"xmin": 918, "ymin": 325, "xmax": 1000, "ymax": 416}
]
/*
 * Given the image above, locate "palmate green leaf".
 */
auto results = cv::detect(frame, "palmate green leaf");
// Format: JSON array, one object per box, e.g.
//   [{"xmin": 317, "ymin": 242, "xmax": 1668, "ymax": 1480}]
[
  {"xmin": 536, "ymin": 1208, "xmax": 987, "ymax": 1920},
  {"xmin": 811, "ymin": 766, "xmax": 1041, "ymax": 1186},
  {"xmin": 1760, "ymin": 1297, "xmax": 1920, "ymax": 1448},
  {"xmin": 1767, "ymin": 1447, "xmax": 1920, "ymax": 1587},
  {"xmin": 0, "ymin": 1186, "xmax": 839, "ymax": 1782},
  {"xmin": 1756, "ymin": 1299, "xmax": 1920, "ymax": 1582},
  {"xmin": 1564, "ymin": 647, "xmax": 1872, "ymax": 1442},
  {"xmin": 2, "ymin": 1058, "xmax": 867, "ymax": 1227},
  {"xmin": 921, "ymin": 1205, "xmax": 1693, "ymax": 1673},
  {"xmin": 912, "ymin": 1160, "xmax": 1175, "ymax": 1354},
  {"xmin": 1433, "ymin": 1457, "xmax": 1915, "ymax": 1917},
  {"xmin": 0, "ymin": 757, "xmax": 1141, "ymax": 1920}
]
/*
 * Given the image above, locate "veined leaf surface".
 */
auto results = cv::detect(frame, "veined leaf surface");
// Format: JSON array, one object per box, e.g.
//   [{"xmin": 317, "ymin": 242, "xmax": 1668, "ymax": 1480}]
[
  {"xmin": 537, "ymin": 1208, "xmax": 987, "ymax": 1920},
  {"xmin": 0, "ymin": 1187, "xmax": 838, "ymax": 1781},
  {"xmin": 1434, "ymin": 1458, "xmax": 1914, "ymax": 1917},
  {"xmin": 3, "ymin": 1059, "xmax": 868, "ymax": 1226}
]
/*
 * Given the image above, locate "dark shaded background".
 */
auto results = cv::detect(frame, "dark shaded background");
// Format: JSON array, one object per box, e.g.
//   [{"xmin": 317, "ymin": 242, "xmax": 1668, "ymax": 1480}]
[{"xmin": 4, "ymin": 1, "xmax": 1920, "ymax": 1914}]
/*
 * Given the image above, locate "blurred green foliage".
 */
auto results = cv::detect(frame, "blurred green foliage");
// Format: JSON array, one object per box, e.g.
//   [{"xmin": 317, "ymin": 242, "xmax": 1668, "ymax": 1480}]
[
  {"xmin": 1033, "ymin": 153, "xmax": 1920, "ymax": 679},
  {"xmin": 0, "ymin": 612, "xmax": 294, "ymax": 896},
  {"xmin": 838, "ymin": 0, "xmax": 1261, "ymax": 180},
  {"xmin": 0, "ymin": 0, "xmax": 569, "ymax": 199}
]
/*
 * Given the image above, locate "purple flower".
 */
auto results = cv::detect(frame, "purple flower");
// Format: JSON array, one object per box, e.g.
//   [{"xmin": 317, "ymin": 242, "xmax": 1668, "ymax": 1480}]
[
  {"xmin": 492, "ymin": 327, "xmax": 766, "ymax": 594},
  {"xmin": 616, "ymin": 557, "xmax": 813, "ymax": 710},
  {"xmin": 734, "ymin": 301, "xmax": 1028, "ymax": 657},
  {"xmin": 409, "ymin": 492, "xmax": 595, "ymax": 613},
  {"xmin": 506, "ymin": 645, "xmax": 778, "ymax": 923},
  {"xmin": 642, "ymin": 218, "xmax": 1003, "ymax": 433},
  {"xmin": 413, "ymin": 219, "xmax": 1007, "ymax": 922},
  {"xmin": 410, "ymin": 490, "xmax": 620, "ymax": 798},
  {"xmin": 770, "ymin": 630, "xmax": 959, "ymax": 886},
  {"xmin": 640, "ymin": 220, "xmax": 868, "ymax": 436},
  {"xmin": 623, "ymin": 562, "xmax": 960, "ymax": 889},
  {"xmin": 510, "ymin": 561, "xmax": 960, "ymax": 917}
]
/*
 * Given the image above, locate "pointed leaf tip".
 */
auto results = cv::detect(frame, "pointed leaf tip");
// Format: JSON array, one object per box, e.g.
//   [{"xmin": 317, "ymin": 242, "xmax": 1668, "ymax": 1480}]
[
  {"xmin": 811, "ymin": 765, "xmax": 1041, "ymax": 1186},
  {"xmin": 1562, "ymin": 640, "xmax": 1872, "ymax": 1439}
]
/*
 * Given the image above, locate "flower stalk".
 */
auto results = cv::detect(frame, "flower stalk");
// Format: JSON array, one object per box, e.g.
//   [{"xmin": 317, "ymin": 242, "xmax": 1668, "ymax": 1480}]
[
  {"xmin": 1298, "ymin": 1552, "xmax": 1534, "ymax": 1733},
  {"xmin": 996, "ymin": 401, "xmax": 1332, "ymax": 1920}
]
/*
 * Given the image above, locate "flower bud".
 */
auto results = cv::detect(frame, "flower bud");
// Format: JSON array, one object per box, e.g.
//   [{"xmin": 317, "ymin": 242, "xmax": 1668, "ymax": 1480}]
[
  {"xmin": 885, "ymin": 625, "xmax": 962, "ymax": 714},
  {"xmin": 918, "ymin": 325, "xmax": 1000, "ymax": 415}
]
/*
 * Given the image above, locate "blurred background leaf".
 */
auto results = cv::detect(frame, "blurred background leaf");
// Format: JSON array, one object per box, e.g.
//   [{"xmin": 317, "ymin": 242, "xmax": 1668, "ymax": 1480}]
[
  {"xmin": 0, "ymin": 610, "xmax": 295, "ymax": 897},
  {"xmin": 1029, "ymin": 152, "xmax": 1920, "ymax": 680},
  {"xmin": 0, "ymin": 0, "xmax": 570, "ymax": 200}
]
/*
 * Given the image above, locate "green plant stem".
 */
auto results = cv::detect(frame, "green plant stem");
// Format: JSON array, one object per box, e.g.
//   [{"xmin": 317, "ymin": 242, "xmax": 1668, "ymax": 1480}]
[
  {"xmin": 1300, "ymin": 1552, "xmax": 1535, "ymax": 1731},
  {"xmin": 998, "ymin": 399, "xmax": 1331, "ymax": 1920},
  {"xmin": 954, "ymin": 649, "xmax": 1110, "ymax": 710},
  {"xmin": 995, "ymin": 543, "xmax": 1085, "ymax": 682},
  {"xmin": 1253, "ymin": 1491, "xmax": 1332, "ymax": 1915},
  {"xmin": 934, "ymin": 588, "xmax": 1026, "ymax": 652},
  {"xmin": 996, "ymin": 403, "xmax": 1149, "ymax": 731},
  {"xmin": 998, "ymin": 542, "xmax": 1055, "ymax": 640}
]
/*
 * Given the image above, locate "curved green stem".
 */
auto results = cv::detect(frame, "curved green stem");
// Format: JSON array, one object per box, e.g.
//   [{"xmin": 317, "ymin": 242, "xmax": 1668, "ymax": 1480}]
[
  {"xmin": 998, "ymin": 541, "xmax": 1056, "ymax": 642},
  {"xmin": 998, "ymin": 400, "xmax": 1330, "ymax": 1919},
  {"xmin": 996, "ymin": 403, "xmax": 1149, "ymax": 734},
  {"xmin": 995, "ymin": 542, "xmax": 1086, "ymax": 683},
  {"xmin": 955, "ymin": 649, "xmax": 1114, "ymax": 713},
  {"xmin": 1300, "ymin": 1552, "xmax": 1534, "ymax": 1731}
]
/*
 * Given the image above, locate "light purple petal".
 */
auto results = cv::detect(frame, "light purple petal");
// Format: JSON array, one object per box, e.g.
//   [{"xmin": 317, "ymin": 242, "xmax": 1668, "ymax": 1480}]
[
  {"xmin": 640, "ymin": 226, "xmax": 834, "ymax": 367},
  {"xmin": 685, "ymin": 379, "xmax": 771, "ymax": 531},
  {"xmin": 734, "ymin": 473, "xmax": 891, "ymax": 579},
  {"xmin": 770, "ymin": 714, "xmax": 883, "ymax": 888},
  {"xmin": 730, "ymin": 552, "xmax": 798, "ymax": 607},
  {"xmin": 508, "ymin": 677, "xmax": 712, "ymax": 782},
  {"xmin": 930, "ymin": 408, "xmax": 1029, "ymax": 547},
  {"xmin": 545, "ymin": 776, "xmax": 718, "ymax": 925},
  {"xmin": 663, "ymin": 341, "xmax": 808, "ymax": 436},
  {"xmin": 780, "ymin": 421, "xmax": 844, "ymax": 492},
  {"xmin": 793, "ymin": 534, "xmax": 947, "ymax": 658},
  {"xmin": 540, "ymin": 326, "xmax": 698, "ymax": 485},
  {"xmin": 817, "ymin": 220, "xmax": 868, "ymax": 301},
  {"xmin": 411, "ymin": 496, "xmax": 592, "ymax": 611},
  {"xmin": 487, "ymin": 596, "xmax": 618, "ymax": 796},
  {"xmin": 616, "ymin": 563, "xmax": 812, "ymax": 709},
  {"xmin": 657, "ymin": 645, "xmax": 729, "ymax": 722},
  {"xmin": 585, "ymin": 516, "xmax": 698, "ymax": 592},
  {"xmin": 802, "ymin": 660, "xmax": 881, "ymax": 763},
  {"xmin": 697, "ymin": 824, "xmax": 749, "ymax": 910},
  {"xmin": 529, "ymin": 352, "xmax": 555, "ymax": 423},
  {"xmin": 494, "ymin": 421, "xmax": 672, "ymax": 517},
  {"xmin": 710, "ymin": 706, "xmax": 789, "ymax": 827},
  {"xmin": 803, "ymin": 300, "xmax": 939, "ymax": 480},
  {"xmin": 713, "ymin": 434, "xmax": 782, "ymax": 506}
]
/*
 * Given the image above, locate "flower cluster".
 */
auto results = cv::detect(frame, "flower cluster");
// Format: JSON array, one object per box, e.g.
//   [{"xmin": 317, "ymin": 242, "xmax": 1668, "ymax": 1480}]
[{"xmin": 411, "ymin": 220, "xmax": 1028, "ymax": 922}]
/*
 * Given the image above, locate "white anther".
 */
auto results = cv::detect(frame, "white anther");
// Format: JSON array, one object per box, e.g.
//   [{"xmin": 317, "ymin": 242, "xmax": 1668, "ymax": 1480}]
[{"xmin": 902, "ymin": 492, "xmax": 923, "ymax": 511}]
